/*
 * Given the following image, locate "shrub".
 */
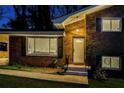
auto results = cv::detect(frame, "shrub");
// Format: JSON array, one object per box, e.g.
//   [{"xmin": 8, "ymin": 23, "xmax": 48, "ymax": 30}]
[
  {"xmin": 93, "ymin": 68, "xmax": 108, "ymax": 81},
  {"xmin": 48, "ymin": 58, "xmax": 58, "ymax": 68}
]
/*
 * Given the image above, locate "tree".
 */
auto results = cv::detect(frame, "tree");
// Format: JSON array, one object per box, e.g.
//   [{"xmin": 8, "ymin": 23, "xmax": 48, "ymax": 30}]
[
  {"xmin": 7, "ymin": 5, "xmax": 90, "ymax": 30},
  {"xmin": 8, "ymin": 5, "xmax": 53, "ymax": 30},
  {"xmin": 8, "ymin": 5, "xmax": 28, "ymax": 30},
  {"xmin": 50, "ymin": 5, "xmax": 90, "ymax": 19},
  {"xmin": 28, "ymin": 5, "xmax": 53, "ymax": 30}
]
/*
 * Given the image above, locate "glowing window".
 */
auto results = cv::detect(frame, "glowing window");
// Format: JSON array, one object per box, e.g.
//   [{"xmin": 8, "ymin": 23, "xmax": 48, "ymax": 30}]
[
  {"xmin": 27, "ymin": 37, "xmax": 58, "ymax": 56},
  {"xmin": 102, "ymin": 18, "xmax": 121, "ymax": 32}
]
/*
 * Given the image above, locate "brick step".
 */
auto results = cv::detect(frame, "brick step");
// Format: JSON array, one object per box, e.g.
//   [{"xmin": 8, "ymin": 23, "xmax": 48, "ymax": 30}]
[{"xmin": 65, "ymin": 70, "xmax": 88, "ymax": 76}]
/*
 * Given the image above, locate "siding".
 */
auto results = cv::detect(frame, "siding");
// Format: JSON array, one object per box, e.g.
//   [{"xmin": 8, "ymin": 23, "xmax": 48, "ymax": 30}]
[{"xmin": 0, "ymin": 34, "xmax": 9, "ymax": 58}]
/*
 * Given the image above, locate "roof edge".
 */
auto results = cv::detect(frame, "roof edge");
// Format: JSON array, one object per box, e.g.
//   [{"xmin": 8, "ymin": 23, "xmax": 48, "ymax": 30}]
[{"xmin": 53, "ymin": 5, "xmax": 113, "ymax": 28}]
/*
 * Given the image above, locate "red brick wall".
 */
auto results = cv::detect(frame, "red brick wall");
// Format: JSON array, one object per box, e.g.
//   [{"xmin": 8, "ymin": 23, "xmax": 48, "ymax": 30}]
[{"xmin": 9, "ymin": 36, "xmax": 63, "ymax": 67}]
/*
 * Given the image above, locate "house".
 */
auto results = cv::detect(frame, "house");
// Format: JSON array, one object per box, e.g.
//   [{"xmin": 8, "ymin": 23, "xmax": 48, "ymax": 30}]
[
  {"xmin": 0, "ymin": 5, "xmax": 124, "ymax": 77},
  {"xmin": 0, "ymin": 30, "xmax": 64, "ymax": 67}
]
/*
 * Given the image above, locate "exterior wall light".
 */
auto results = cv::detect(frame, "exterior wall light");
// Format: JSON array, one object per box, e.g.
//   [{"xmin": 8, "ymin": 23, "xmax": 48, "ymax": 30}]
[{"xmin": 76, "ymin": 29, "xmax": 79, "ymax": 32}]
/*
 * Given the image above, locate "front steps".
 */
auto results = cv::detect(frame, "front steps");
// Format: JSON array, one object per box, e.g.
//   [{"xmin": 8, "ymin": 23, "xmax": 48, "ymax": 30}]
[{"xmin": 65, "ymin": 65, "xmax": 89, "ymax": 76}]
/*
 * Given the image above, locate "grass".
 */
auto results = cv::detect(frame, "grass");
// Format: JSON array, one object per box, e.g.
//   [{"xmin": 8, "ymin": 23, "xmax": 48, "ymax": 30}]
[
  {"xmin": 1, "ymin": 65, "xmax": 124, "ymax": 88},
  {"xmin": 0, "ymin": 74, "xmax": 87, "ymax": 88},
  {"xmin": 89, "ymin": 78, "xmax": 124, "ymax": 88},
  {"xmin": 0, "ymin": 74, "xmax": 124, "ymax": 88},
  {"xmin": 0, "ymin": 73, "xmax": 124, "ymax": 88},
  {"xmin": 0, "ymin": 65, "xmax": 60, "ymax": 74}
]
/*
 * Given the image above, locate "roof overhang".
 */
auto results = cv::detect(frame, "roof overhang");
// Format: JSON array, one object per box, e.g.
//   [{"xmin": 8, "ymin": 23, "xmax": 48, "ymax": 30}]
[
  {"xmin": 0, "ymin": 31, "xmax": 64, "ymax": 37},
  {"xmin": 53, "ymin": 5, "xmax": 113, "ymax": 29}
]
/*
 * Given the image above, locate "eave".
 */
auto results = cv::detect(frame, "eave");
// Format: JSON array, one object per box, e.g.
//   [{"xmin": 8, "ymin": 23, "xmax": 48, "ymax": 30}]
[
  {"xmin": 53, "ymin": 5, "xmax": 113, "ymax": 29},
  {"xmin": 0, "ymin": 30, "xmax": 64, "ymax": 37}
]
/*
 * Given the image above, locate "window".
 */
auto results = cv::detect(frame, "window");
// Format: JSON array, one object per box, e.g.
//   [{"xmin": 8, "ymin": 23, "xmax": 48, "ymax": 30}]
[
  {"xmin": 0, "ymin": 42, "xmax": 7, "ymax": 51},
  {"xmin": 27, "ymin": 37, "xmax": 58, "ymax": 56},
  {"xmin": 102, "ymin": 56, "xmax": 120, "ymax": 70},
  {"xmin": 27, "ymin": 38, "xmax": 34, "ymax": 54},
  {"xmin": 101, "ymin": 18, "xmax": 121, "ymax": 32},
  {"xmin": 50, "ymin": 38, "xmax": 58, "ymax": 56},
  {"xmin": 35, "ymin": 38, "xmax": 49, "ymax": 54}
]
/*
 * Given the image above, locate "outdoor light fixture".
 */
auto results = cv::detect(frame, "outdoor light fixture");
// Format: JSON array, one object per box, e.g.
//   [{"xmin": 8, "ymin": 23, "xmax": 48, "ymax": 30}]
[{"xmin": 76, "ymin": 29, "xmax": 79, "ymax": 32}]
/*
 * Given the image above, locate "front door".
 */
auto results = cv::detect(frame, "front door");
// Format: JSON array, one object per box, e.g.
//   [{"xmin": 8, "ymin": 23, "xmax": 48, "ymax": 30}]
[{"xmin": 73, "ymin": 38, "xmax": 84, "ymax": 64}]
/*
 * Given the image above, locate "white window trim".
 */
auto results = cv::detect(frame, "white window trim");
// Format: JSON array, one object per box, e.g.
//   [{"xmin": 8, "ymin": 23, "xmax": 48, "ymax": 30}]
[
  {"xmin": 101, "ymin": 17, "xmax": 122, "ymax": 32},
  {"xmin": 102, "ymin": 56, "xmax": 121, "ymax": 70},
  {"xmin": 26, "ymin": 37, "xmax": 58, "ymax": 57}
]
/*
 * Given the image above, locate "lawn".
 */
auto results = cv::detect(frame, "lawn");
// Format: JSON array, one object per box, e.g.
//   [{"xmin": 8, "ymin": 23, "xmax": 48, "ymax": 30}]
[
  {"xmin": 89, "ymin": 78, "xmax": 124, "ymax": 88},
  {"xmin": 0, "ymin": 65, "xmax": 124, "ymax": 88},
  {"xmin": 0, "ymin": 74, "xmax": 87, "ymax": 88},
  {"xmin": 0, "ymin": 74, "xmax": 124, "ymax": 88}
]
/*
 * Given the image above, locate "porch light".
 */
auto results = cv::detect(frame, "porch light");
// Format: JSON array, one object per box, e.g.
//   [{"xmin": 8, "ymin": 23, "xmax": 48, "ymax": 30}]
[{"xmin": 76, "ymin": 29, "xmax": 79, "ymax": 32}]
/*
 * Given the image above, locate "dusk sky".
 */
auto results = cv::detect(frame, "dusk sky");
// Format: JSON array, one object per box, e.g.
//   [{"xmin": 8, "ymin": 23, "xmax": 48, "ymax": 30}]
[
  {"xmin": 0, "ymin": 5, "xmax": 15, "ymax": 28},
  {"xmin": 0, "ymin": 5, "xmax": 87, "ymax": 29},
  {"xmin": 0, "ymin": 5, "xmax": 61, "ymax": 28}
]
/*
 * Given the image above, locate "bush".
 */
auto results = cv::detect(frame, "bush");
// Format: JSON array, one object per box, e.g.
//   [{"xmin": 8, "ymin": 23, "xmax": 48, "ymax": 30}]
[
  {"xmin": 94, "ymin": 68, "xmax": 108, "ymax": 81},
  {"xmin": 48, "ymin": 58, "xmax": 58, "ymax": 68},
  {"xmin": 9, "ymin": 62, "xmax": 23, "ymax": 69}
]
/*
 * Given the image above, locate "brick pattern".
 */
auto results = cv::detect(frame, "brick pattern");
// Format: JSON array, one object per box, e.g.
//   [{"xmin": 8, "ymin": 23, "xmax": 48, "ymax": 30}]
[
  {"xmin": 86, "ymin": 6, "xmax": 124, "ymax": 66},
  {"xmin": 9, "ymin": 36, "xmax": 63, "ymax": 67}
]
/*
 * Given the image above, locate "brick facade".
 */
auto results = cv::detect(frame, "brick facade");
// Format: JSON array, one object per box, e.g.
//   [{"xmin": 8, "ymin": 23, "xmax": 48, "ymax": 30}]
[
  {"xmin": 9, "ymin": 36, "xmax": 63, "ymax": 67},
  {"xmin": 86, "ymin": 5, "xmax": 124, "ymax": 77}
]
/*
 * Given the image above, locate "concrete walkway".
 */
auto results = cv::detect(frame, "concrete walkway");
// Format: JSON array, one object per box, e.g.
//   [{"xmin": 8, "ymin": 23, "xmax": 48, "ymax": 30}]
[{"xmin": 0, "ymin": 69, "xmax": 88, "ymax": 84}]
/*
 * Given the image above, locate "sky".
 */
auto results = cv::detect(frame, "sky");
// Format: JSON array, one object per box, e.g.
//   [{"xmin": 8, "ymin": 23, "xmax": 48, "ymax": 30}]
[
  {"xmin": 0, "ymin": 5, "xmax": 61, "ymax": 28},
  {"xmin": 0, "ymin": 5, "xmax": 15, "ymax": 28},
  {"xmin": 0, "ymin": 5, "xmax": 88, "ymax": 29}
]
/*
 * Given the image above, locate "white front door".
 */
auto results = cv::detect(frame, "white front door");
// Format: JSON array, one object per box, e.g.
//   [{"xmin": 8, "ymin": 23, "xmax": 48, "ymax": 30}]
[{"xmin": 73, "ymin": 38, "xmax": 84, "ymax": 64}]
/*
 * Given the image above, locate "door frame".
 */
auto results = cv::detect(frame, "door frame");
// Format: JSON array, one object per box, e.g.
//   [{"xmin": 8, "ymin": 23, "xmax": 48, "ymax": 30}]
[{"xmin": 72, "ymin": 37, "xmax": 85, "ymax": 65}]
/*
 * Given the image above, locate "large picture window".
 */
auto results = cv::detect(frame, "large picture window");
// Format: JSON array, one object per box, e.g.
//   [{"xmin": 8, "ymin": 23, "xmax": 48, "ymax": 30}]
[
  {"xmin": 101, "ymin": 18, "xmax": 121, "ymax": 32},
  {"xmin": 102, "ymin": 56, "xmax": 120, "ymax": 70},
  {"xmin": 27, "ymin": 37, "xmax": 58, "ymax": 56}
]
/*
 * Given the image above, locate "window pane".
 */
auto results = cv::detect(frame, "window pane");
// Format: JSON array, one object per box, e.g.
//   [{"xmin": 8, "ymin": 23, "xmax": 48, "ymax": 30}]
[
  {"xmin": 111, "ymin": 19, "xmax": 120, "ymax": 31},
  {"xmin": 102, "ymin": 19, "xmax": 111, "ymax": 31},
  {"xmin": 111, "ymin": 57, "xmax": 120, "ymax": 69},
  {"xmin": 35, "ymin": 38, "xmax": 49, "ymax": 54},
  {"xmin": 27, "ymin": 38, "xmax": 34, "ymax": 54},
  {"xmin": 50, "ymin": 38, "xmax": 57, "ymax": 55},
  {"xmin": 102, "ymin": 56, "xmax": 111, "ymax": 68}
]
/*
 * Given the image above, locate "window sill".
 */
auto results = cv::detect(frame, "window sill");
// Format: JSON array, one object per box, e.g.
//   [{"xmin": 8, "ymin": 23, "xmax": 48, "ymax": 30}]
[
  {"xmin": 101, "ymin": 30, "xmax": 122, "ymax": 32},
  {"xmin": 26, "ymin": 53, "xmax": 58, "ymax": 57},
  {"xmin": 102, "ymin": 68, "xmax": 121, "ymax": 71}
]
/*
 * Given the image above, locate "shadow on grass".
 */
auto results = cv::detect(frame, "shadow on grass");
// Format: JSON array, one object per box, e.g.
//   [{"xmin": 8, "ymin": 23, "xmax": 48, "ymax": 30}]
[{"xmin": 0, "ymin": 74, "xmax": 88, "ymax": 88}]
